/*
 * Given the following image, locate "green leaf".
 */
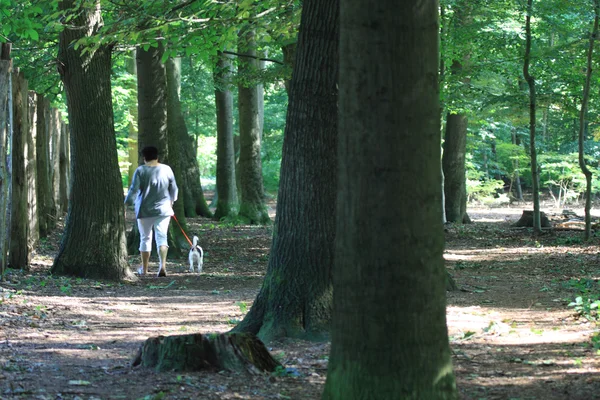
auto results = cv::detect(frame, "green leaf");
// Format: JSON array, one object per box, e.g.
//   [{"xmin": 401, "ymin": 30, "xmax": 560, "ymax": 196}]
[{"xmin": 28, "ymin": 29, "xmax": 39, "ymax": 41}]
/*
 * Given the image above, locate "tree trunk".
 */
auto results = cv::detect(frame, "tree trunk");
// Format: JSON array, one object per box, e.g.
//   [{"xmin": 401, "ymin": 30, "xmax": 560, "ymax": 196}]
[
  {"xmin": 132, "ymin": 333, "xmax": 280, "ymax": 374},
  {"xmin": 234, "ymin": 0, "xmax": 338, "ymax": 342},
  {"xmin": 511, "ymin": 128, "xmax": 524, "ymax": 201},
  {"xmin": 578, "ymin": 0, "xmax": 598, "ymax": 241},
  {"xmin": 36, "ymin": 96, "xmax": 56, "ymax": 237},
  {"xmin": 128, "ymin": 44, "xmax": 183, "ymax": 258},
  {"xmin": 0, "ymin": 44, "xmax": 11, "ymax": 276},
  {"xmin": 49, "ymin": 107, "xmax": 62, "ymax": 218},
  {"xmin": 9, "ymin": 69, "xmax": 30, "ymax": 270},
  {"xmin": 126, "ymin": 52, "xmax": 138, "ymax": 187},
  {"xmin": 166, "ymin": 57, "xmax": 211, "ymax": 219},
  {"xmin": 166, "ymin": 57, "xmax": 193, "ymax": 248},
  {"xmin": 58, "ymin": 122, "xmax": 70, "ymax": 214},
  {"xmin": 237, "ymin": 25, "xmax": 270, "ymax": 225},
  {"xmin": 282, "ymin": 43, "xmax": 296, "ymax": 95},
  {"xmin": 443, "ymin": 113, "xmax": 469, "ymax": 224},
  {"xmin": 27, "ymin": 92, "xmax": 39, "ymax": 247},
  {"xmin": 214, "ymin": 51, "xmax": 239, "ymax": 220},
  {"xmin": 523, "ymin": 0, "xmax": 541, "ymax": 233},
  {"xmin": 52, "ymin": 0, "xmax": 131, "ymax": 281},
  {"xmin": 323, "ymin": 0, "xmax": 458, "ymax": 397}
]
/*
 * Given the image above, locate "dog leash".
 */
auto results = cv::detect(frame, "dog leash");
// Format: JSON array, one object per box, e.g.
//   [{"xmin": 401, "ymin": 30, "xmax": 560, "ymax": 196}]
[{"xmin": 171, "ymin": 215, "xmax": 193, "ymax": 247}]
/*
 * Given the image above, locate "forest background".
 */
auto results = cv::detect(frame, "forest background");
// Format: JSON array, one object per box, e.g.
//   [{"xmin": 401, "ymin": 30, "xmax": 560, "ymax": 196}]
[{"xmin": 2, "ymin": 0, "xmax": 600, "ymax": 399}]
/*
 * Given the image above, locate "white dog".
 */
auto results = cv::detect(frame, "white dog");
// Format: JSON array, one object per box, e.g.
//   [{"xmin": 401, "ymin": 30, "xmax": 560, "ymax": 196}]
[{"xmin": 188, "ymin": 235, "xmax": 204, "ymax": 274}]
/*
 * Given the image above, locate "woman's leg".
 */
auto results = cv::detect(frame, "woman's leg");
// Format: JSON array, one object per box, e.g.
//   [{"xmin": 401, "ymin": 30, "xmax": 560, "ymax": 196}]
[
  {"xmin": 137, "ymin": 218, "xmax": 155, "ymax": 274},
  {"xmin": 154, "ymin": 216, "xmax": 171, "ymax": 276}
]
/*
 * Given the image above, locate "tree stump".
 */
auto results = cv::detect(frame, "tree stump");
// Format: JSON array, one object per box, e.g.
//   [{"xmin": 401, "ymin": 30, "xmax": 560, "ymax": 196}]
[
  {"xmin": 513, "ymin": 210, "xmax": 551, "ymax": 228},
  {"xmin": 131, "ymin": 332, "xmax": 281, "ymax": 374}
]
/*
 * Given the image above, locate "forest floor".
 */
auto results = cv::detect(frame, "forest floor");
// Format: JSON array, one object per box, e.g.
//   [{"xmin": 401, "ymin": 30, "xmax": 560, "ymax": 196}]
[{"xmin": 2, "ymin": 201, "xmax": 600, "ymax": 399}]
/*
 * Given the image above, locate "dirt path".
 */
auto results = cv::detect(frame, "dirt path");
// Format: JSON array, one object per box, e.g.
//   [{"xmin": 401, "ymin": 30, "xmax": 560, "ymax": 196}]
[{"xmin": 1, "ymin": 206, "xmax": 600, "ymax": 399}]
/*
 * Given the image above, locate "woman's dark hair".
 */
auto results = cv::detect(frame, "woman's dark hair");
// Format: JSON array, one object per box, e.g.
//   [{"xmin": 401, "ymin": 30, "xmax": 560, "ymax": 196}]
[{"xmin": 141, "ymin": 146, "xmax": 159, "ymax": 161}]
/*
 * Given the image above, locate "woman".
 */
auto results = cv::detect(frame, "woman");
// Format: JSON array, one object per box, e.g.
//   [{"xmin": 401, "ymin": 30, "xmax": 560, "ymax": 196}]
[{"xmin": 124, "ymin": 146, "xmax": 178, "ymax": 277}]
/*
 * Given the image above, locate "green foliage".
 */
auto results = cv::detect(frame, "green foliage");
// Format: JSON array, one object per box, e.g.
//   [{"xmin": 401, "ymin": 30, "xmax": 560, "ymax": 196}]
[{"xmin": 568, "ymin": 295, "xmax": 600, "ymax": 321}]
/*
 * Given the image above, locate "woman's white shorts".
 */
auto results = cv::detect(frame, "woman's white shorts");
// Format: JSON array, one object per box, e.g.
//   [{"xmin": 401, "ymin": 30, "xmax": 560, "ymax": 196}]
[{"xmin": 137, "ymin": 216, "xmax": 171, "ymax": 252}]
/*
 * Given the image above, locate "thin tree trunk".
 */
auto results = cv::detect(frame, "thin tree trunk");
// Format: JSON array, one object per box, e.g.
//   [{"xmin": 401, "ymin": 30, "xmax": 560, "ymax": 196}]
[
  {"xmin": 443, "ymin": 113, "xmax": 469, "ymax": 223},
  {"xmin": 578, "ymin": 0, "xmax": 598, "ymax": 240},
  {"xmin": 282, "ymin": 43, "xmax": 296, "ymax": 95},
  {"xmin": 234, "ymin": 0, "xmax": 338, "ymax": 342},
  {"xmin": 8, "ymin": 69, "xmax": 30, "ymax": 270},
  {"xmin": 214, "ymin": 51, "xmax": 238, "ymax": 220},
  {"xmin": 511, "ymin": 128, "xmax": 524, "ymax": 201},
  {"xmin": 52, "ymin": 0, "xmax": 131, "ymax": 280},
  {"xmin": 126, "ymin": 52, "xmax": 138, "ymax": 187},
  {"xmin": 36, "ymin": 96, "xmax": 56, "ymax": 237},
  {"xmin": 523, "ymin": 0, "xmax": 541, "ymax": 233},
  {"xmin": 237, "ymin": 25, "xmax": 270, "ymax": 225},
  {"xmin": 0, "ymin": 44, "xmax": 12, "ymax": 276},
  {"xmin": 49, "ymin": 107, "xmax": 62, "ymax": 217},
  {"xmin": 58, "ymin": 122, "xmax": 69, "ymax": 213},
  {"xmin": 323, "ymin": 0, "xmax": 458, "ymax": 397},
  {"xmin": 27, "ymin": 92, "xmax": 39, "ymax": 247}
]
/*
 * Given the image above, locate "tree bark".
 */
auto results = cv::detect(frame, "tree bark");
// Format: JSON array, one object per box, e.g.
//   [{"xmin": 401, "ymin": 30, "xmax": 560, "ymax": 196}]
[
  {"xmin": 8, "ymin": 69, "xmax": 30, "ymax": 270},
  {"xmin": 442, "ymin": 113, "xmax": 469, "ymax": 224},
  {"xmin": 35, "ymin": 96, "xmax": 56, "ymax": 237},
  {"xmin": 0, "ymin": 44, "xmax": 11, "ymax": 275},
  {"xmin": 58, "ymin": 121, "xmax": 70, "ymax": 214},
  {"xmin": 237, "ymin": 25, "xmax": 270, "ymax": 225},
  {"xmin": 27, "ymin": 92, "xmax": 39, "ymax": 247},
  {"xmin": 234, "ymin": 0, "xmax": 338, "ymax": 342},
  {"xmin": 511, "ymin": 129, "xmax": 524, "ymax": 201},
  {"xmin": 52, "ymin": 0, "xmax": 131, "ymax": 280},
  {"xmin": 49, "ymin": 107, "xmax": 62, "ymax": 217},
  {"xmin": 132, "ymin": 333, "xmax": 280, "ymax": 374},
  {"xmin": 214, "ymin": 51, "xmax": 239, "ymax": 220},
  {"xmin": 323, "ymin": 0, "xmax": 458, "ymax": 397},
  {"xmin": 166, "ymin": 57, "xmax": 193, "ymax": 248}
]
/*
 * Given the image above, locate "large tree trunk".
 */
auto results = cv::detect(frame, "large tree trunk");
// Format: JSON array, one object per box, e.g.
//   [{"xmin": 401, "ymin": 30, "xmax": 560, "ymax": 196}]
[
  {"xmin": 237, "ymin": 25, "xmax": 270, "ymax": 225},
  {"xmin": 128, "ymin": 44, "xmax": 183, "ymax": 258},
  {"xmin": 234, "ymin": 0, "xmax": 338, "ymax": 342},
  {"xmin": 323, "ymin": 0, "xmax": 458, "ymax": 397},
  {"xmin": 132, "ymin": 333, "xmax": 280, "ymax": 374},
  {"xmin": 166, "ymin": 57, "xmax": 193, "ymax": 248},
  {"xmin": 8, "ymin": 69, "xmax": 30, "ymax": 270},
  {"xmin": 27, "ymin": 92, "xmax": 39, "ymax": 247},
  {"xmin": 0, "ymin": 44, "xmax": 11, "ymax": 275},
  {"xmin": 52, "ymin": 0, "xmax": 131, "ymax": 281},
  {"xmin": 442, "ymin": 113, "xmax": 470, "ymax": 224},
  {"xmin": 214, "ymin": 51, "xmax": 238, "ymax": 220},
  {"xmin": 36, "ymin": 96, "xmax": 56, "ymax": 237},
  {"xmin": 166, "ymin": 57, "xmax": 211, "ymax": 219}
]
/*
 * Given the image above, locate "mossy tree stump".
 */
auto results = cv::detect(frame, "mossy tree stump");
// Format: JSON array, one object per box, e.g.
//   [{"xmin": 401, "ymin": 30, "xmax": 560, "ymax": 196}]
[
  {"xmin": 513, "ymin": 210, "xmax": 551, "ymax": 228},
  {"xmin": 132, "ymin": 332, "xmax": 280, "ymax": 374}
]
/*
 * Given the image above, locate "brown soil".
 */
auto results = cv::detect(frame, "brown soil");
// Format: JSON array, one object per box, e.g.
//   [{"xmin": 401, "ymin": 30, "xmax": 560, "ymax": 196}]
[{"xmin": 2, "ymin": 204, "xmax": 600, "ymax": 399}]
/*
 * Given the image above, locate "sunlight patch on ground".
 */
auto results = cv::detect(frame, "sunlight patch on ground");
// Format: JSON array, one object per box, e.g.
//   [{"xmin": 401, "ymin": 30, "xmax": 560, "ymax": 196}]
[{"xmin": 447, "ymin": 305, "xmax": 594, "ymax": 346}]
